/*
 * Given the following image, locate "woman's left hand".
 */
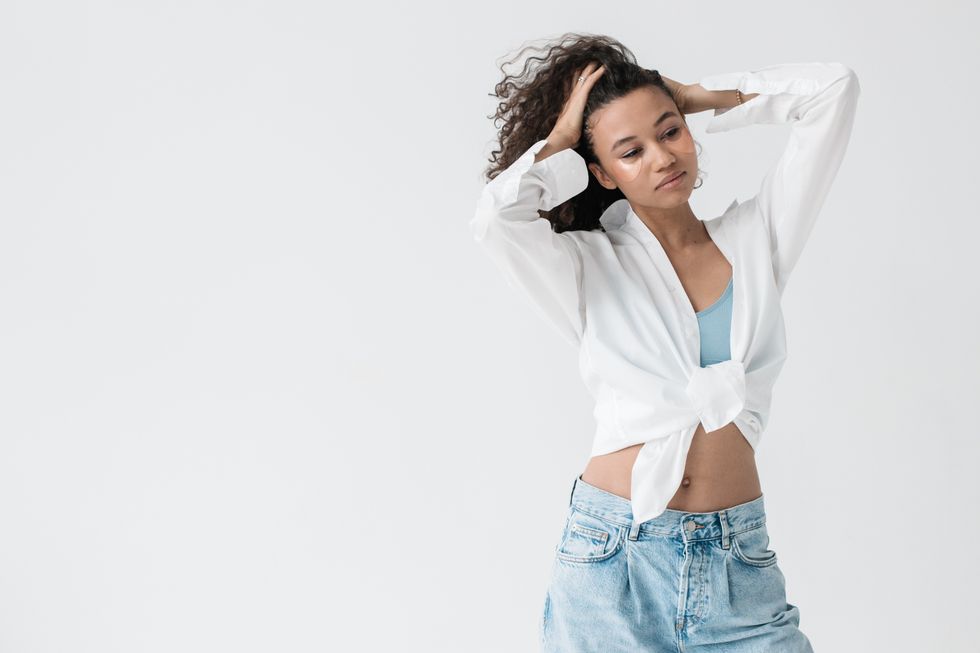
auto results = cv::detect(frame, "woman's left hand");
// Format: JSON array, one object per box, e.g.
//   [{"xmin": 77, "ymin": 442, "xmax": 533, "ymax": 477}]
[{"xmin": 659, "ymin": 75, "xmax": 693, "ymax": 114}]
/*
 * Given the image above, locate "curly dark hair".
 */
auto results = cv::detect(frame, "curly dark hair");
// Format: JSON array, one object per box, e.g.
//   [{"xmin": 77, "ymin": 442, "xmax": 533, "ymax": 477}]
[{"xmin": 481, "ymin": 32, "xmax": 706, "ymax": 233}]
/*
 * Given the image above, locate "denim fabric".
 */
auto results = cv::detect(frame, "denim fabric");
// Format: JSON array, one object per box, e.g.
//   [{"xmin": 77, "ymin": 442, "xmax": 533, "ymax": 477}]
[{"xmin": 540, "ymin": 475, "xmax": 813, "ymax": 652}]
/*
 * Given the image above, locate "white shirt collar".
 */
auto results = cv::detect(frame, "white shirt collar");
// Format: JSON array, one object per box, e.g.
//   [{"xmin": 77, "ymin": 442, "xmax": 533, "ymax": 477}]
[{"xmin": 598, "ymin": 197, "xmax": 740, "ymax": 237}]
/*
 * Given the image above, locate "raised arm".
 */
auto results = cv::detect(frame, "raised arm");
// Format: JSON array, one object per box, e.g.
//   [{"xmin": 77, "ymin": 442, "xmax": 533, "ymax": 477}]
[
  {"xmin": 469, "ymin": 138, "xmax": 590, "ymax": 348},
  {"xmin": 697, "ymin": 62, "xmax": 861, "ymax": 295}
]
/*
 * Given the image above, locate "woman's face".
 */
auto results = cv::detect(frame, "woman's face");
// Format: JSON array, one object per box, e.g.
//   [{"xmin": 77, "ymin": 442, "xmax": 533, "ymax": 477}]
[{"xmin": 586, "ymin": 86, "xmax": 698, "ymax": 206}]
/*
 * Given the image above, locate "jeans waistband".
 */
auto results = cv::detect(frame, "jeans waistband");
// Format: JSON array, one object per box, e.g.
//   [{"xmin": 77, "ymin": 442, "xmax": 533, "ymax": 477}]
[{"xmin": 568, "ymin": 474, "xmax": 767, "ymax": 545}]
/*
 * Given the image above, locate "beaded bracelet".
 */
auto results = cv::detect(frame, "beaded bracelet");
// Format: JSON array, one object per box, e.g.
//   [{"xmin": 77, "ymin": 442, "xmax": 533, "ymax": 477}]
[{"xmin": 735, "ymin": 88, "xmax": 742, "ymax": 105}]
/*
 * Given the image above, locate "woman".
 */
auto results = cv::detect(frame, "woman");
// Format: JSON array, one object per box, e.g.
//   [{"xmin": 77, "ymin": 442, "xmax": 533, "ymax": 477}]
[{"xmin": 470, "ymin": 34, "xmax": 859, "ymax": 652}]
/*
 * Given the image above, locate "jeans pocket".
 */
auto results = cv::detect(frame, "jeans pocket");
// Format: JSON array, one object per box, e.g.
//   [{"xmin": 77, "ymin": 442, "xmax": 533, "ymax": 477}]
[
  {"xmin": 555, "ymin": 507, "xmax": 625, "ymax": 563},
  {"xmin": 730, "ymin": 523, "xmax": 779, "ymax": 567}
]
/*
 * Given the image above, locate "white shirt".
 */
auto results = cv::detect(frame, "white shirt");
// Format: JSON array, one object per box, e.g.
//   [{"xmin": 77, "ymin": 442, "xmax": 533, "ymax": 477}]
[{"xmin": 469, "ymin": 62, "xmax": 860, "ymax": 524}]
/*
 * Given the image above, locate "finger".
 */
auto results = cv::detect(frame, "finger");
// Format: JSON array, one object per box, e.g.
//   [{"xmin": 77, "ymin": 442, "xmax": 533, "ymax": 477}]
[
  {"xmin": 571, "ymin": 63, "xmax": 603, "ymax": 94},
  {"xmin": 585, "ymin": 63, "xmax": 605, "ymax": 83},
  {"xmin": 577, "ymin": 62, "xmax": 600, "ymax": 79},
  {"xmin": 581, "ymin": 64, "xmax": 605, "ymax": 89}
]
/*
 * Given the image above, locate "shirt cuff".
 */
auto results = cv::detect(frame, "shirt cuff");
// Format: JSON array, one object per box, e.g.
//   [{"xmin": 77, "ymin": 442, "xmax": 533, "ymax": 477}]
[
  {"xmin": 698, "ymin": 62, "xmax": 850, "ymax": 133},
  {"xmin": 482, "ymin": 138, "xmax": 590, "ymax": 211}
]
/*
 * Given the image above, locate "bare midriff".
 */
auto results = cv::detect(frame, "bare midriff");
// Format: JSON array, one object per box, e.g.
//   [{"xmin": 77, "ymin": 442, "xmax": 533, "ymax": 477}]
[{"xmin": 579, "ymin": 421, "xmax": 762, "ymax": 513}]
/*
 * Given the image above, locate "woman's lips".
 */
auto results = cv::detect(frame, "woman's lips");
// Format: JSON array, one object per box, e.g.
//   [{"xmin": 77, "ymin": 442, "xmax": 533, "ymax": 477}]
[{"xmin": 657, "ymin": 171, "xmax": 686, "ymax": 190}]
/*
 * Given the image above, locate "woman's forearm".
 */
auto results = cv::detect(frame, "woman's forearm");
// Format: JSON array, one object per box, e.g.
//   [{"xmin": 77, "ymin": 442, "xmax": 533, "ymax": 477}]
[{"xmin": 685, "ymin": 85, "xmax": 760, "ymax": 115}]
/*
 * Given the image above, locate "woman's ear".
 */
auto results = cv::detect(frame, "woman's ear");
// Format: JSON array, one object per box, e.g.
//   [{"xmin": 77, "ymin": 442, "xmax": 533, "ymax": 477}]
[{"xmin": 588, "ymin": 161, "xmax": 617, "ymax": 191}]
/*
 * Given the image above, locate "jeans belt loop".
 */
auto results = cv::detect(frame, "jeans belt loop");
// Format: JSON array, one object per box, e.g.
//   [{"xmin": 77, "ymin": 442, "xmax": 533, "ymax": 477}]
[
  {"xmin": 719, "ymin": 509, "xmax": 732, "ymax": 549},
  {"xmin": 629, "ymin": 520, "xmax": 641, "ymax": 541}
]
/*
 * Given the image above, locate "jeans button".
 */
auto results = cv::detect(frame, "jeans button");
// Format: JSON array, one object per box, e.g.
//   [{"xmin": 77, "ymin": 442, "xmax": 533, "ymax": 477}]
[{"xmin": 684, "ymin": 521, "xmax": 696, "ymax": 532}]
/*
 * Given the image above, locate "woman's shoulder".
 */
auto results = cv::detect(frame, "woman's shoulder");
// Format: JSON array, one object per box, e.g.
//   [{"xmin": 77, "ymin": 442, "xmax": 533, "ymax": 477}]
[
  {"xmin": 564, "ymin": 223, "xmax": 637, "ymax": 255},
  {"xmin": 705, "ymin": 197, "xmax": 742, "ymax": 227},
  {"xmin": 707, "ymin": 196, "xmax": 769, "ymax": 237}
]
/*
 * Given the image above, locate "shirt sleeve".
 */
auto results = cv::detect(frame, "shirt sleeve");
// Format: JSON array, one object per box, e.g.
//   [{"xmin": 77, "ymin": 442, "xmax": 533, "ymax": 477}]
[
  {"xmin": 469, "ymin": 138, "xmax": 591, "ymax": 348},
  {"xmin": 698, "ymin": 62, "xmax": 861, "ymax": 295}
]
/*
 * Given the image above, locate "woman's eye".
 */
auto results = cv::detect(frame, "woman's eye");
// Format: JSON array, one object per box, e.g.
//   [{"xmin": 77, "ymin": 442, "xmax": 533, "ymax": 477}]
[{"xmin": 622, "ymin": 128, "xmax": 681, "ymax": 158}]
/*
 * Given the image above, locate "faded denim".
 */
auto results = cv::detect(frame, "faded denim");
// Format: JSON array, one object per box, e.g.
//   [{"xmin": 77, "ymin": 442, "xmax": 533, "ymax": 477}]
[{"xmin": 540, "ymin": 475, "xmax": 814, "ymax": 652}]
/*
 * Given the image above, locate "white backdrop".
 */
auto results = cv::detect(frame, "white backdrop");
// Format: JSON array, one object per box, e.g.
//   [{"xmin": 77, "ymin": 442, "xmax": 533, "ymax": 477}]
[{"xmin": 1, "ymin": 1, "xmax": 977, "ymax": 651}]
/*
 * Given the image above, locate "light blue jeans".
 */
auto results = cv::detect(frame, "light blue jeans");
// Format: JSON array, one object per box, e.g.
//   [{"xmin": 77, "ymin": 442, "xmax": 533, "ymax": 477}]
[{"xmin": 540, "ymin": 475, "xmax": 814, "ymax": 652}]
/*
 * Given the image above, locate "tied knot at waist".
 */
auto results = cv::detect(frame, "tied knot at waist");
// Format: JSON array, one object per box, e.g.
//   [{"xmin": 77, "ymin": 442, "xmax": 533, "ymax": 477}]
[{"xmin": 684, "ymin": 359, "xmax": 746, "ymax": 432}]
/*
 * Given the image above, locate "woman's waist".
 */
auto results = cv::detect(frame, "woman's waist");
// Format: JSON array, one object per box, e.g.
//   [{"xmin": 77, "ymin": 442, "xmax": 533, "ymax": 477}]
[{"xmin": 580, "ymin": 421, "xmax": 761, "ymax": 509}]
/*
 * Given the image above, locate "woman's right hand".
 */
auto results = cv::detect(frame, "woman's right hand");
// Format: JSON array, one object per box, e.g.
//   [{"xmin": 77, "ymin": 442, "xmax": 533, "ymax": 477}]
[{"xmin": 549, "ymin": 62, "xmax": 606, "ymax": 149}]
